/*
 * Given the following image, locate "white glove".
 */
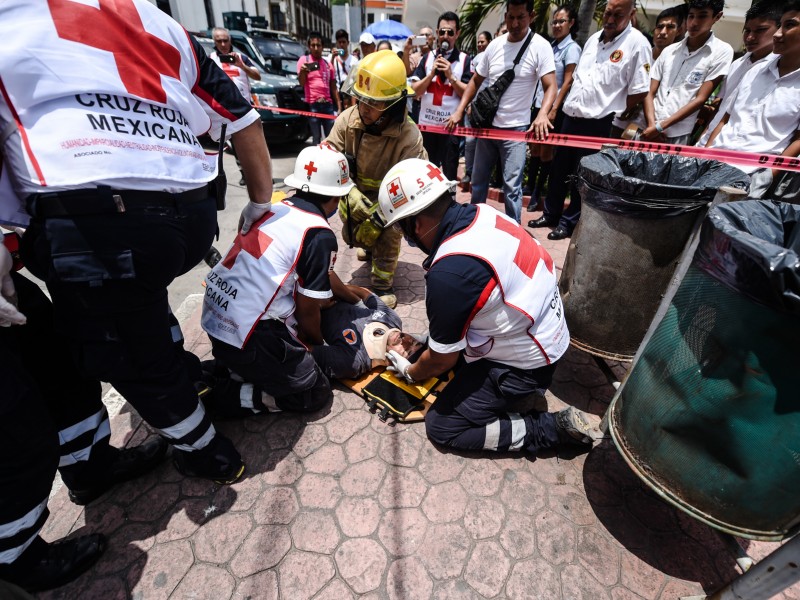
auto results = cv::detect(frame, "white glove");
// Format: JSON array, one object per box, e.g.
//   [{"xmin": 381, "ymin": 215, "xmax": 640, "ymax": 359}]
[
  {"xmin": 239, "ymin": 201, "xmax": 271, "ymax": 235},
  {"xmin": 386, "ymin": 350, "xmax": 414, "ymax": 383},
  {"xmin": 0, "ymin": 244, "xmax": 26, "ymax": 327}
]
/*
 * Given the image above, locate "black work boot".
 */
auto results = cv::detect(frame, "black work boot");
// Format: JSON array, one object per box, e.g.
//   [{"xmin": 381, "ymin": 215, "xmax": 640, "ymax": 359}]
[
  {"xmin": 173, "ymin": 434, "xmax": 245, "ymax": 485},
  {"xmin": 67, "ymin": 436, "xmax": 169, "ymax": 505},
  {"xmin": 0, "ymin": 534, "xmax": 106, "ymax": 592}
]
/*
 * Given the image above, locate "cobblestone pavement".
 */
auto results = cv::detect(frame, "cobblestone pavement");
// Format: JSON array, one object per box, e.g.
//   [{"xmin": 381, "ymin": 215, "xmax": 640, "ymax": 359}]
[{"xmin": 36, "ymin": 189, "xmax": 799, "ymax": 600}]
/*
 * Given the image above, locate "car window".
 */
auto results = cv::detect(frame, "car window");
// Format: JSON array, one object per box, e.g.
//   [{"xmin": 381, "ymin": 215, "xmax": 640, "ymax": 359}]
[
  {"xmin": 254, "ymin": 39, "xmax": 283, "ymax": 56},
  {"xmin": 194, "ymin": 37, "xmax": 216, "ymax": 56},
  {"xmin": 280, "ymin": 42, "xmax": 306, "ymax": 58}
]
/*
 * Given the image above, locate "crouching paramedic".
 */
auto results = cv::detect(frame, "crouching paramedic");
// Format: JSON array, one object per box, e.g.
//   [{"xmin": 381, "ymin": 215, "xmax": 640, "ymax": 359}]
[
  {"xmin": 377, "ymin": 159, "xmax": 603, "ymax": 455},
  {"xmin": 325, "ymin": 50, "xmax": 427, "ymax": 309},
  {"xmin": 200, "ymin": 145, "xmax": 360, "ymax": 417}
]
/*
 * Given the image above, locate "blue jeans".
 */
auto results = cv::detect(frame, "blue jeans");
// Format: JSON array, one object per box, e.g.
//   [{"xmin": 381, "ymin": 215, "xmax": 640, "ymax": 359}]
[
  {"xmin": 470, "ymin": 126, "xmax": 528, "ymax": 223},
  {"xmin": 310, "ymin": 101, "xmax": 336, "ymax": 145}
]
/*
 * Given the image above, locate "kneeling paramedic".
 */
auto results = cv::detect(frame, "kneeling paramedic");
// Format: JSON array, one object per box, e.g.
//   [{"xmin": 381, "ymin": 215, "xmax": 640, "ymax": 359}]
[
  {"xmin": 378, "ymin": 159, "xmax": 603, "ymax": 454},
  {"xmin": 325, "ymin": 50, "xmax": 428, "ymax": 309},
  {"xmin": 200, "ymin": 145, "xmax": 360, "ymax": 417}
]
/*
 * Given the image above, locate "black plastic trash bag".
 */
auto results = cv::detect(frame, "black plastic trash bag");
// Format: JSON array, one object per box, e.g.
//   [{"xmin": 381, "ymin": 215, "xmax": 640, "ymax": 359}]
[{"xmin": 576, "ymin": 149, "xmax": 750, "ymax": 218}]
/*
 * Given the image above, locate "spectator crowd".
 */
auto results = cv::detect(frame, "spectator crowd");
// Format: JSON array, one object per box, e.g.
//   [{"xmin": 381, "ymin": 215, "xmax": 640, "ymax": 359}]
[{"xmin": 1, "ymin": 0, "xmax": 799, "ymax": 595}]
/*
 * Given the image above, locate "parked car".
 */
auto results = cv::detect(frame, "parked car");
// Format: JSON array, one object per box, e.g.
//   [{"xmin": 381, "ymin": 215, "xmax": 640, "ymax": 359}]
[
  {"xmin": 249, "ymin": 31, "xmax": 307, "ymax": 80},
  {"xmin": 193, "ymin": 34, "xmax": 309, "ymax": 145}
]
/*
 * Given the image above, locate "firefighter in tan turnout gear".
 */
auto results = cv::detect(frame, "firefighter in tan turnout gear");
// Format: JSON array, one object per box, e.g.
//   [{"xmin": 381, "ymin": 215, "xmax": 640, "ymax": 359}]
[{"xmin": 325, "ymin": 50, "xmax": 428, "ymax": 309}]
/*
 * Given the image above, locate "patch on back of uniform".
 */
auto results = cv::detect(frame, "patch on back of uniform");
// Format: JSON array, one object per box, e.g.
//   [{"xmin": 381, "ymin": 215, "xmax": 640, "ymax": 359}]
[{"xmin": 341, "ymin": 369, "xmax": 452, "ymax": 423}]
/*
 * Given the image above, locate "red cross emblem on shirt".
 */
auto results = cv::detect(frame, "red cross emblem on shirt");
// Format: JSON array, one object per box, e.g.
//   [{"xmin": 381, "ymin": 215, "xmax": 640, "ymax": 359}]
[
  {"xmin": 426, "ymin": 164, "xmax": 444, "ymax": 181},
  {"xmin": 426, "ymin": 77, "xmax": 454, "ymax": 107},
  {"xmin": 221, "ymin": 213, "xmax": 275, "ymax": 270},
  {"xmin": 494, "ymin": 215, "xmax": 553, "ymax": 277},
  {"xmin": 304, "ymin": 161, "xmax": 318, "ymax": 179},
  {"xmin": 48, "ymin": 0, "xmax": 182, "ymax": 104}
]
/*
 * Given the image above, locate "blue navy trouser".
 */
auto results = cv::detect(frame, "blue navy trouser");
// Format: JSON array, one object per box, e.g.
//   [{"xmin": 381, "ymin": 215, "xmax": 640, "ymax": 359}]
[
  {"xmin": 542, "ymin": 113, "xmax": 615, "ymax": 233},
  {"xmin": 425, "ymin": 358, "xmax": 560, "ymax": 454}
]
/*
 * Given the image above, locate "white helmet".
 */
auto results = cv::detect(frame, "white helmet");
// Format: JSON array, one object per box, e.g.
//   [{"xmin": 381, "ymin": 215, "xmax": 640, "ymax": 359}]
[
  {"xmin": 284, "ymin": 143, "xmax": 355, "ymax": 197},
  {"xmin": 378, "ymin": 158, "xmax": 456, "ymax": 227}
]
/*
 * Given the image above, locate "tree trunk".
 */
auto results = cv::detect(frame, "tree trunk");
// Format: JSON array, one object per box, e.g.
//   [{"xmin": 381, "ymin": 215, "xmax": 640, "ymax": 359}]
[{"xmin": 576, "ymin": 0, "xmax": 598, "ymax": 45}]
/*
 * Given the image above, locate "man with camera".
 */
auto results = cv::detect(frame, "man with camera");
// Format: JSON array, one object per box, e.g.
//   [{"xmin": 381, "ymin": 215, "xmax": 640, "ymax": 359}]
[
  {"xmin": 210, "ymin": 27, "xmax": 261, "ymax": 100},
  {"xmin": 299, "ymin": 31, "xmax": 340, "ymax": 145},
  {"xmin": 412, "ymin": 11, "xmax": 472, "ymax": 181},
  {"xmin": 331, "ymin": 29, "xmax": 359, "ymax": 112}
]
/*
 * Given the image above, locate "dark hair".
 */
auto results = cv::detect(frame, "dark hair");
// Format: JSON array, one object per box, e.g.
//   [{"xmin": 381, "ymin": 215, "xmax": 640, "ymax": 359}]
[
  {"xmin": 745, "ymin": 2, "xmax": 783, "ymax": 24},
  {"xmin": 308, "ymin": 31, "xmax": 323, "ymax": 44},
  {"xmin": 786, "ymin": 1, "xmax": 800, "ymax": 12},
  {"xmin": 507, "ymin": 0, "xmax": 535, "ymax": 12},
  {"xmin": 377, "ymin": 40, "xmax": 393, "ymax": 50},
  {"xmin": 438, "ymin": 11, "xmax": 460, "ymax": 30},
  {"xmin": 335, "ymin": 29, "xmax": 349, "ymax": 41},
  {"xmin": 657, "ymin": 4, "xmax": 688, "ymax": 27},
  {"xmin": 553, "ymin": 4, "xmax": 580, "ymax": 37},
  {"xmin": 478, "ymin": 30, "xmax": 493, "ymax": 43},
  {"xmin": 688, "ymin": 0, "xmax": 724, "ymax": 16}
]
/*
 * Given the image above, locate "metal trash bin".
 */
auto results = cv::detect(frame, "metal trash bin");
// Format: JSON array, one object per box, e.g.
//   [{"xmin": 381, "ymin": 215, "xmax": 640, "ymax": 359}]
[
  {"xmin": 559, "ymin": 149, "xmax": 748, "ymax": 360},
  {"xmin": 609, "ymin": 200, "xmax": 800, "ymax": 541}
]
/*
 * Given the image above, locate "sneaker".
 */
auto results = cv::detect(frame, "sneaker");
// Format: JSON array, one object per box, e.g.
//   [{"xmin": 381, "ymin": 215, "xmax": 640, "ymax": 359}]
[
  {"xmin": 173, "ymin": 434, "xmax": 245, "ymax": 485},
  {"xmin": 554, "ymin": 407, "xmax": 604, "ymax": 447},
  {"xmin": 356, "ymin": 248, "xmax": 371, "ymax": 262},
  {"xmin": 0, "ymin": 535, "xmax": 106, "ymax": 592},
  {"xmin": 375, "ymin": 288, "xmax": 397, "ymax": 309},
  {"xmin": 67, "ymin": 437, "xmax": 169, "ymax": 505}
]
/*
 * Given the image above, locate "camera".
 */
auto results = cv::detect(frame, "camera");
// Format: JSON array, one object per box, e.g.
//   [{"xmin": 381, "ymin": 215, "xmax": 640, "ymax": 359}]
[
  {"xmin": 307, "ymin": 61, "xmax": 320, "ymax": 71},
  {"xmin": 412, "ymin": 35, "xmax": 428, "ymax": 47},
  {"xmin": 218, "ymin": 54, "xmax": 235, "ymax": 64}
]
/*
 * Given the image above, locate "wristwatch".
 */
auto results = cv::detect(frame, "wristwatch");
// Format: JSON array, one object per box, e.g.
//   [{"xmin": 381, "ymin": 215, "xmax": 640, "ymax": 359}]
[
  {"xmin": 403, "ymin": 365, "xmax": 416, "ymax": 384},
  {"xmin": 655, "ymin": 122, "xmax": 664, "ymax": 133}
]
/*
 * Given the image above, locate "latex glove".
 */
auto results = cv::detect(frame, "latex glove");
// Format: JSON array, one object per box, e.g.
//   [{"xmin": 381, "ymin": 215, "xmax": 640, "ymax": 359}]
[
  {"xmin": 386, "ymin": 350, "xmax": 414, "ymax": 383},
  {"xmin": 239, "ymin": 201, "xmax": 271, "ymax": 235},
  {"xmin": 0, "ymin": 244, "xmax": 25, "ymax": 327}
]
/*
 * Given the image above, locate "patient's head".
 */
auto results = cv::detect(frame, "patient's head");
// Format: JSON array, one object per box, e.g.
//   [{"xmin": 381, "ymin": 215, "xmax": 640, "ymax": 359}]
[{"xmin": 363, "ymin": 322, "xmax": 425, "ymax": 364}]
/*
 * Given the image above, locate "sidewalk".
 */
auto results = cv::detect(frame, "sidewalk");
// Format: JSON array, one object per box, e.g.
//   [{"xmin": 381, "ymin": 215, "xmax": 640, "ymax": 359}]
[{"xmin": 36, "ymin": 190, "xmax": 799, "ymax": 600}]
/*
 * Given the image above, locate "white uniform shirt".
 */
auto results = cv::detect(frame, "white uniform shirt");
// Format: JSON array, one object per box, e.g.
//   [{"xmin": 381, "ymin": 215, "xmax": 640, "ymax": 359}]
[
  {"xmin": 331, "ymin": 53, "xmax": 358, "ymax": 90},
  {"xmin": 564, "ymin": 24, "xmax": 652, "ymax": 120},
  {"xmin": 210, "ymin": 51, "xmax": 255, "ymax": 100},
  {"xmin": 697, "ymin": 52, "xmax": 771, "ymax": 146},
  {"xmin": 474, "ymin": 33, "xmax": 555, "ymax": 129},
  {"xmin": 710, "ymin": 54, "xmax": 800, "ymax": 173},
  {"xmin": 651, "ymin": 33, "xmax": 733, "ymax": 137}
]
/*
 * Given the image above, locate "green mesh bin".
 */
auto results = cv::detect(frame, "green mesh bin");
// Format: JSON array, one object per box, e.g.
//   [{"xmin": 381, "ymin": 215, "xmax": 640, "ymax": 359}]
[{"xmin": 609, "ymin": 200, "xmax": 800, "ymax": 541}]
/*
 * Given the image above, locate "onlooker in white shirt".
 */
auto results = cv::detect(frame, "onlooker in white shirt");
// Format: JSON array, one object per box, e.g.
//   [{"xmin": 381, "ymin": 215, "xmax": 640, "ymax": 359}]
[
  {"xmin": 531, "ymin": 0, "xmax": 651, "ymax": 239},
  {"xmin": 642, "ymin": 0, "xmax": 733, "ymax": 145},
  {"xmin": 697, "ymin": 2, "xmax": 782, "ymax": 146},
  {"xmin": 331, "ymin": 29, "xmax": 359, "ymax": 112},
  {"xmin": 445, "ymin": 0, "xmax": 557, "ymax": 224},
  {"xmin": 706, "ymin": 3, "xmax": 800, "ymax": 200}
]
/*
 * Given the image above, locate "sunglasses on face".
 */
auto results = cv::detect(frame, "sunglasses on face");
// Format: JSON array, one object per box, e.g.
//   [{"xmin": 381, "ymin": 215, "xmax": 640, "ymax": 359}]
[{"xmin": 438, "ymin": 28, "xmax": 455, "ymax": 36}]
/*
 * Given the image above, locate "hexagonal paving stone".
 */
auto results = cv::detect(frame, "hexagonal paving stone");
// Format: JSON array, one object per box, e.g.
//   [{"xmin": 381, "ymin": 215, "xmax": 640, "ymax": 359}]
[
  {"xmin": 578, "ymin": 527, "xmax": 621, "ymax": 586},
  {"xmin": 387, "ymin": 557, "xmax": 433, "ymax": 600},
  {"xmin": 291, "ymin": 512, "xmax": 341, "ymax": 554},
  {"xmin": 420, "ymin": 523, "xmax": 471, "ymax": 580},
  {"xmin": 252, "ymin": 486, "xmax": 299, "ymax": 525},
  {"xmin": 315, "ymin": 578, "xmax": 355, "ymax": 600},
  {"xmin": 265, "ymin": 416, "xmax": 304, "ymax": 450},
  {"xmin": 417, "ymin": 442, "xmax": 466, "ymax": 484},
  {"xmin": 549, "ymin": 483, "xmax": 598, "ymax": 526},
  {"xmin": 278, "ymin": 551, "xmax": 335, "ymax": 600},
  {"xmin": 260, "ymin": 452, "xmax": 304, "ymax": 486},
  {"xmin": 421, "ymin": 481, "xmax": 468, "ymax": 523},
  {"xmin": 292, "ymin": 423, "xmax": 328, "ymax": 458},
  {"xmin": 304, "ymin": 443, "xmax": 347, "ymax": 475},
  {"xmin": 126, "ymin": 483, "xmax": 180, "ymax": 522},
  {"xmin": 465, "ymin": 540, "xmax": 510, "ymax": 597},
  {"xmin": 610, "ymin": 587, "xmax": 649, "ymax": 600},
  {"xmin": 499, "ymin": 470, "xmax": 546, "ymax": 516},
  {"xmin": 459, "ymin": 459, "xmax": 504, "ymax": 497},
  {"xmin": 620, "ymin": 549, "xmax": 666, "ymax": 598},
  {"xmin": 433, "ymin": 579, "xmax": 483, "ymax": 600},
  {"xmin": 344, "ymin": 427, "xmax": 381, "ymax": 464},
  {"xmin": 561, "ymin": 563, "xmax": 612, "ymax": 600},
  {"xmin": 171, "ymin": 564, "xmax": 235, "ymax": 600},
  {"xmin": 378, "ymin": 468, "xmax": 428, "ymax": 509},
  {"xmin": 498, "ymin": 512, "xmax": 537, "ymax": 560},
  {"xmin": 128, "ymin": 539, "xmax": 192, "ymax": 600},
  {"xmin": 193, "ymin": 512, "xmax": 252, "ymax": 563},
  {"xmin": 232, "ymin": 570, "xmax": 279, "ymax": 600},
  {"xmin": 336, "ymin": 497, "xmax": 382, "ymax": 537},
  {"xmin": 325, "ymin": 409, "xmax": 371, "ymax": 444},
  {"xmin": 379, "ymin": 429, "xmax": 424, "ymax": 467},
  {"xmin": 335, "ymin": 538, "xmax": 387, "ymax": 593},
  {"xmin": 535, "ymin": 510, "xmax": 576, "ymax": 565},
  {"xmin": 341, "ymin": 457, "xmax": 387, "ymax": 497},
  {"xmin": 230, "ymin": 525, "xmax": 291, "ymax": 578},
  {"xmin": 464, "ymin": 497, "xmax": 505, "ymax": 540},
  {"xmin": 506, "ymin": 557, "xmax": 560, "ymax": 600},
  {"xmin": 213, "ymin": 474, "xmax": 264, "ymax": 512},
  {"xmin": 378, "ymin": 508, "xmax": 429, "ymax": 557},
  {"xmin": 296, "ymin": 473, "xmax": 342, "ymax": 509}
]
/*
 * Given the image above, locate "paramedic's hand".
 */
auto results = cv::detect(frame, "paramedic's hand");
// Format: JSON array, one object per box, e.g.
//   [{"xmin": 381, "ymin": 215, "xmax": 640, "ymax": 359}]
[
  {"xmin": 386, "ymin": 350, "xmax": 414, "ymax": 383},
  {"xmin": 239, "ymin": 201, "xmax": 271, "ymax": 234},
  {"xmin": 0, "ymin": 245, "xmax": 25, "ymax": 327}
]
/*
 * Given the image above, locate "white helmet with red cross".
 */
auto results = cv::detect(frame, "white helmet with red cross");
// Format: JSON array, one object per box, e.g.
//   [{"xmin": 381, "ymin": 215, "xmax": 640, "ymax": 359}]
[
  {"xmin": 378, "ymin": 158, "xmax": 456, "ymax": 227},
  {"xmin": 284, "ymin": 143, "xmax": 355, "ymax": 197}
]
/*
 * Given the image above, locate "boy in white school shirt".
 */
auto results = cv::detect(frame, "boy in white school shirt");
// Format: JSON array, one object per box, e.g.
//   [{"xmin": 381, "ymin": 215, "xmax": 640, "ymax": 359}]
[{"xmin": 642, "ymin": 0, "xmax": 732, "ymax": 145}]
